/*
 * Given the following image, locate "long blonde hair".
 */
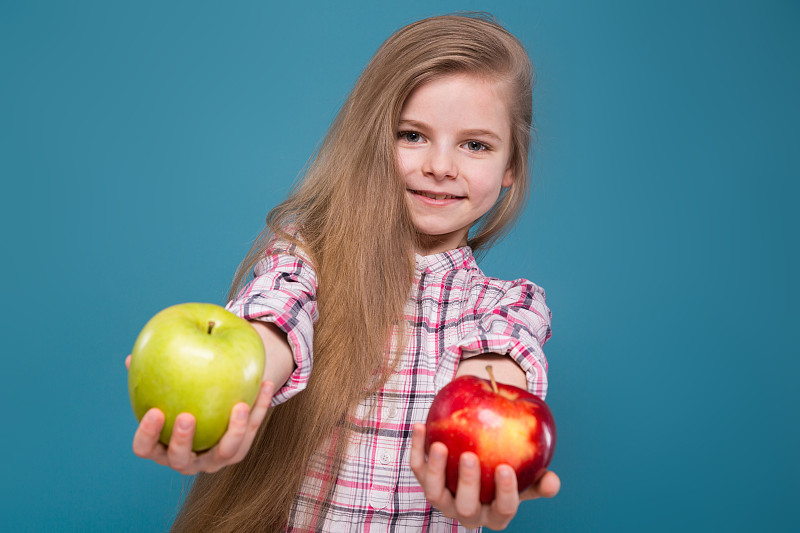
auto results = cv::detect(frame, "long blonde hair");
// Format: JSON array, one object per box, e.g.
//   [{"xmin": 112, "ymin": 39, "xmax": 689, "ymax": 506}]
[{"xmin": 172, "ymin": 13, "xmax": 534, "ymax": 532}]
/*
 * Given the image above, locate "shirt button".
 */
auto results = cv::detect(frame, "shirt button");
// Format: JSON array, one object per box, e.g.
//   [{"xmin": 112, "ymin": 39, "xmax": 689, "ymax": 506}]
[
  {"xmin": 388, "ymin": 407, "xmax": 399, "ymax": 419},
  {"xmin": 380, "ymin": 451, "xmax": 392, "ymax": 465}
]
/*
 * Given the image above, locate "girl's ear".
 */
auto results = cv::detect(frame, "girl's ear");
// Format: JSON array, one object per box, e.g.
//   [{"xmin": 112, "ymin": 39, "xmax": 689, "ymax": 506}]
[{"xmin": 502, "ymin": 165, "xmax": 515, "ymax": 188}]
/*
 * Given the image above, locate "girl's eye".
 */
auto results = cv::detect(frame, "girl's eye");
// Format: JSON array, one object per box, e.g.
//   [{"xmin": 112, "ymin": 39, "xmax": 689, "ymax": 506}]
[
  {"xmin": 465, "ymin": 140, "xmax": 489, "ymax": 152},
  {"xmin": 398, "ymin": 131, "xmax": 423, "ymax": 143}
]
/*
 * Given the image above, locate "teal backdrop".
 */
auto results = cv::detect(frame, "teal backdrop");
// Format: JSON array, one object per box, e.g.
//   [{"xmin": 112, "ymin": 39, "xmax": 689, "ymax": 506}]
[{"xmin": 2, "ymin": 1, "xmax": 798, "ymax": 531}]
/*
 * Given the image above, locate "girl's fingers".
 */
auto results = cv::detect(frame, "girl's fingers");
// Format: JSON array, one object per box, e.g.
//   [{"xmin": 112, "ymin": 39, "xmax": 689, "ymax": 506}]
[
  {"xmin": 125, "ymin": 355, "xmax": 131, "ymax": 370},
  {"xmin": 453, "ymin": 452, "xmax": 482, "ymax": 524},
  {"xmin": 424, "ymin": 442, "xmax": 452, "ymax": 505},
  {"xmin": 537, "ymin": 471, "xmax": 561, "ymax": 498},
  {"xmin": 247, "ymin": 381, "xmax": 275, "ymax": 433},
  {"xmin": 409, "ymin": 425, "xmax": 453, "ymax": 508},
  {"xmin": 135, "ymin": 382, "xmax": 277, "ymax": 476},
  {"xmin": 166, "ymin": 413, "xmax": 198, "ymax": 474},
  {"xmin": 132, "ymin": 408, "xmax": 168, "ymax": 464},
  {"xmin": 210, "ymin": 402, "xmax": 251, "ymax": 464},
  {"xmin": 519, "ymin": 470, "xmax": 561, "ymax": 501},
  {"xmin": 411, "ymin": 430, "xmax": 529, "ymax": 529},
  {"xmin": 233, "ymin": 381, "xmax": 274, "ymax": 461},
  {"xmin": 199, "ymin": 380, "xmax": 275, "ymax": 471},
  {"xmin": 409, "ymin": 424, "xmax": 427, "ymax": 482},
  {"xmin": 489, "ymin": 465, "xmax": 520, "ymax": 525}
]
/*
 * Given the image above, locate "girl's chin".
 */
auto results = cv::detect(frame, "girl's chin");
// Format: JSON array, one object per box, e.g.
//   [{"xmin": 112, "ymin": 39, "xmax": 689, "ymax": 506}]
[{"xmin": 415, "ymin": 231, "xmax": 469, "ymax": 255}]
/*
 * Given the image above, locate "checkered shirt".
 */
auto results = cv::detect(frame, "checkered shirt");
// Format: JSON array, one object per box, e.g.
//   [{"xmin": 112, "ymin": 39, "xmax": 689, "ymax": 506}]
[{"xmin": 226, "ymin": 240, "xmax": 552, "ymax": 532}]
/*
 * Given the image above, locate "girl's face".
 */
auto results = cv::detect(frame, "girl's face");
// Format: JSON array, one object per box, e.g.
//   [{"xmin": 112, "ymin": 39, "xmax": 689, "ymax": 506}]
[{"xmin": 396, "ymin": 73, "xmax": 514, "ymax": 255}]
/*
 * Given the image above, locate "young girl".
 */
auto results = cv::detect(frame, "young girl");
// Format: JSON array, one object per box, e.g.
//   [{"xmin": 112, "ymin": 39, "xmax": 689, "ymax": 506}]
[{"xmin": 130, "ymin": 13, "xmax": 560, "ymax": 532}]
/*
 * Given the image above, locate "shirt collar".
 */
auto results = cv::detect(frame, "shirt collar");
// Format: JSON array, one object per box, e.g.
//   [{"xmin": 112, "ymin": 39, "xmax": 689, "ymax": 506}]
[{"xmin": 415, "ymin": 246, "xmax": 476, "ymax": 274}]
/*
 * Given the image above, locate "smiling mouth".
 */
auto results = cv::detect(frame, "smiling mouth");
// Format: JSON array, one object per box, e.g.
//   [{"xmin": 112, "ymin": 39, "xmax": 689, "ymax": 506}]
[{"xmin": 410, "ymin": 190, "xmax": 464, "ymax": 200}]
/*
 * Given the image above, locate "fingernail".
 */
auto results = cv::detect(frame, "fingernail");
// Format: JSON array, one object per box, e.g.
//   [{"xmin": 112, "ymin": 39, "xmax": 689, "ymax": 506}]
[
  {"xmin": 177, "ymin": 417, "xmax": 192, "ymax": 430},
  {"xmin": 237, "ymin": 407, "xmax": 248, "ymax": 420},
  {"xmin": 463, "ymin": 454, "xmax": 477, "ymax": 468},
  {"xmin": 499, "ymin": 467, "xmax": 513, "ymax": 481},
  {"xmin": 431, "ymin": 447, "xmax": 446, "ymax": 461}
]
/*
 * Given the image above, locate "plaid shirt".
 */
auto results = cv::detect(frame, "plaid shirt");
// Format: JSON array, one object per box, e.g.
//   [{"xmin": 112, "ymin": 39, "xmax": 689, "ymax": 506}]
[{"xmin": 227, "ymin": 240, "xmax": 551, "ymax": 532}]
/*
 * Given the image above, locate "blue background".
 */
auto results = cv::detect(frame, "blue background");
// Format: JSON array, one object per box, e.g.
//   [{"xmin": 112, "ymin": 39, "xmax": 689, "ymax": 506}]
[{"xmin": 2, "ymin": 1, "xmax": 798, "ymax": 531}]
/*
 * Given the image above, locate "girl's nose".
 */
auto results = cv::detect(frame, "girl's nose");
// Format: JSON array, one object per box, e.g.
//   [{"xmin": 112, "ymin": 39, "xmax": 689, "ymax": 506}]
[{"xmin": 422, "ymin": 148, "xmax": 457, "ymax": 180}]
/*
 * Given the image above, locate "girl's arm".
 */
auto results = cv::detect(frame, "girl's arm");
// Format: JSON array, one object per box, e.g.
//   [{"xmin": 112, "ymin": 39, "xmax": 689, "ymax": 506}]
[
  {"xmin": 128, "ymin": 321, "xmax": 295, "ymax": 476},
  {"xmin": 454, "ymin": 352, "xmax": 527, "ymax": 388},
  {"xmin": 250, "ymin": 320, "xmax": 295, "ymax": 390}
]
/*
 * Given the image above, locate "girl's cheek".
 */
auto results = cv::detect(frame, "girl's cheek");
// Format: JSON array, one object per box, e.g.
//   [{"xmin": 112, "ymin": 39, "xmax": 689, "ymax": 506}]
[
  {"xmin": 480, "ymin": 181, "xmax": 507, "ymax": 207},
  {"xmin": 396, "ymin": 150, "xmax": 417, "ymax": 175}
]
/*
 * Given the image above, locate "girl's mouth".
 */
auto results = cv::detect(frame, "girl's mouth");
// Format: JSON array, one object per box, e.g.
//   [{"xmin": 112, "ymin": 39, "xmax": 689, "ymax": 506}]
[{"xmin": 410, "ymin": 189, "xmax": 464, "ymax": 200}]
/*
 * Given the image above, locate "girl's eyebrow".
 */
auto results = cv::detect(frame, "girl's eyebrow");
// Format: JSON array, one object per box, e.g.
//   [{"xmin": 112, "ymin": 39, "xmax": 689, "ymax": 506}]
[
  {"xmin": 398, "ymin": 119, "xmax": 503, "ymax": 142},
  {"xmin": 397, "ymin": 119, "xmax": 428, "ymax": 130},
  {"xmin": 460, "ymin": 129, "xmax": 502, "ymax": 142}
]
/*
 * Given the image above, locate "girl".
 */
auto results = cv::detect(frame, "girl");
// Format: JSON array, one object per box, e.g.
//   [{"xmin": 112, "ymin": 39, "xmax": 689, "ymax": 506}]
[{"xmin": 130, "ymin": 13, "xmax": 560, "ymax": 532}]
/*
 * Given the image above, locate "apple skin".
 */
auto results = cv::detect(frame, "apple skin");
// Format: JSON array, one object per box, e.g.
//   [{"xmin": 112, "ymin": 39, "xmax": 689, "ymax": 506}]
[
  {"xmin": 424, "ymin": 374, "xmax": 556, "ymax": 504},
  {"xmin": 128, "ymin": 303, "xmax": 265, "ymax": 452}
]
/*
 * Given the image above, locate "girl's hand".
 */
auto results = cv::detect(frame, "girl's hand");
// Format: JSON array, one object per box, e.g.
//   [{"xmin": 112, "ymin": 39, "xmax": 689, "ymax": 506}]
[
  {"xmin": 125, "ymin": 355, "xmax": 275, "ymax": 475},
  {"xmin": 410, "ymin": 424, "xmax": 560, "ymax": 531}
]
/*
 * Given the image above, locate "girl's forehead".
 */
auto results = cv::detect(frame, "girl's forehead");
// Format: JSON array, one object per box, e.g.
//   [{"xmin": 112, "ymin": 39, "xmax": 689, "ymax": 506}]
[
  {"xmin": 399, "ymin": 74, "xmax": 512, "ymax": 133},
  {"xmin": 406, "ymin": 72, "xmax": 510, "ymax": 99}
]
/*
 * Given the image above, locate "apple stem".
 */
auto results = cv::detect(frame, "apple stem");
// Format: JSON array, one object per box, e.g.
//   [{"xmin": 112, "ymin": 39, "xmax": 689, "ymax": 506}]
[
  {"xmin": 207, "ymin": 321, "xmax": 215, "ymax": 335},
  {"xmin": 486, "ymin": 365, "xmax": 498, "ymax": 394}
]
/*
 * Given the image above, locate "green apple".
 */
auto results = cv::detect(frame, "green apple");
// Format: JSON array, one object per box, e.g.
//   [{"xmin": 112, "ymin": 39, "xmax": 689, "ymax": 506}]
[{"xmin": 128, "ymin": 302, "xmax": 265, "ymax": 451}]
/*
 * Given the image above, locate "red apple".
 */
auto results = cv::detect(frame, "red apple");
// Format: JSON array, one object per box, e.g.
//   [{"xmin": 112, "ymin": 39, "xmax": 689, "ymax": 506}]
[{"xmin": 424, "ymin": 367, "xmax": 556, "ymax": 503}]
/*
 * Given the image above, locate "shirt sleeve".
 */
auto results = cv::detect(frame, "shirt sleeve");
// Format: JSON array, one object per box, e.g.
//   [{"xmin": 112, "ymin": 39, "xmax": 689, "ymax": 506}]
[
  {"xmin": 225, "ymin": 238, "xmax": 317, "ymax": 406},
  {"xmin": 438, "ymin": 279, "xmax": 552, "ymax": 399}
]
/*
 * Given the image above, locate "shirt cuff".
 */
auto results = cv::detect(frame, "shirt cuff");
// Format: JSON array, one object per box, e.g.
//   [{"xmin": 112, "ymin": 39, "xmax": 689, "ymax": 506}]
[
  {"xmin": 437, "ymin": 333, "xmax": 548, "ymax": 399},
  {"xmin": 226, "ymin": 291, "xmax": 315, "ymax": 406},
  {"xmin": 242, "ymin": 311, "xmax": 314, "ymax": 406}
]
